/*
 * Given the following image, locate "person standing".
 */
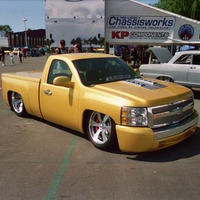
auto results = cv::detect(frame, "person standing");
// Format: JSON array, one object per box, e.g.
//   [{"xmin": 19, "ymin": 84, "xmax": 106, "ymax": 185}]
[
  {"xmin": 0, "ymin": 48, "xmax": 5, "ymax": 66},
  {"xmin": 9, "ymin": 49, "xmax": 15, "ymax": 65},
  {"xmin": 54, "ymin": 47, "xmax": 61, "ymax": 54},
  {"xmin": 17, "ymin": 48, "xmax": 23, "ymax": 63},
  {"xmin": 74, "ymin": 43, "xmax": 82, "ymax": 53},
  {"xmin": 121, "ymin": 47, "xmax": 129, "ymax": 62},
  {"xmin": 132, "ymin": 46, "xmax": 139, "ymax": 68},
  {"xmin": 59, "ymin": 39, "xmax": 67, "ymax": 54},
  {"xmin": 22, "ymin": 48, "xmax": 27, "ymax": 60}
]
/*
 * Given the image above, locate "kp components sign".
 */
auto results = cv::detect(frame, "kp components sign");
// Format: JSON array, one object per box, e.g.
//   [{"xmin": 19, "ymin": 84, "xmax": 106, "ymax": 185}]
[
  {"xmin": 106, "ymin": 15, "xmax": 175, "ymax": 43},
  {"xmin": 105, "ymin": 0, "xmax": 200, "ymax": 45},
  {"xmin": 112, "ymin": 31, "xmax": 170, "ymax": 40}
]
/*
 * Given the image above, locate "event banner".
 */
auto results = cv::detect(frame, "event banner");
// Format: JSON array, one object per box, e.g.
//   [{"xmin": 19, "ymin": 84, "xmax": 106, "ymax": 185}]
[{"xmin": 105, "ymin": 0, "xmax": 200, "ymax": 44}]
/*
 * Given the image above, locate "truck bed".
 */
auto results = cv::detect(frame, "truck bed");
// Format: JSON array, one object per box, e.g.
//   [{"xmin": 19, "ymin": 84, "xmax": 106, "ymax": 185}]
[
  {"xmin": 4, "ymin": 70, "xmax": 43, "ymax": 80},
  {"xmin": 2, "ymin": 70, "xmax": 43, "ymax": 118}
]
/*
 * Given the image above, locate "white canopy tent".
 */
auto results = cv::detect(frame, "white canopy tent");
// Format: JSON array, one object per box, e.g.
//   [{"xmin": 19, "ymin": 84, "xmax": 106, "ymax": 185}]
[{"xmin": 105, "ymin": 0, "xmax": 200, "ymax": 52}]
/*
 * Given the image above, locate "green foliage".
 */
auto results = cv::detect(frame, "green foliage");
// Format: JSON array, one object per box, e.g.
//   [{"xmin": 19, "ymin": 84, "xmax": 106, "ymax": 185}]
[
  {"xmin": 70, "ymin": 35, "xmax": 105, "ymax": 47},
  {"xmin": 155, "ymin": 0, "xmax": 200, "ymax": 20},
  {"xmin": 0, "ymin": 25, "xmax": 13, "ymax": 37},
  {"xmin": 45, "ymin": 38, "xmax": 55, "ymax": 48}
]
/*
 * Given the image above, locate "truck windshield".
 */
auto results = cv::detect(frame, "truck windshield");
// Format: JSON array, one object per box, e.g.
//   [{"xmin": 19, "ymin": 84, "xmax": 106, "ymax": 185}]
[{"xmin": 73, "ymin": 57, "xmax": 140, "ymax": 86}]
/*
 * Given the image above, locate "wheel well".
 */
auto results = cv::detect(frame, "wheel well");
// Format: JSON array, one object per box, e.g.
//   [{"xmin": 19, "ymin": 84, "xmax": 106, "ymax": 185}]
[
  {"xmin": 7, "ymin": 91, "xmax": 28, "ymax": 117},
  {"xmin": 7, "ymin": 91, "xmax": 12, "ymax": 108},
  {"xmin": 82, "ymin": 110, "xmax": 117, "ymax": 133},
  {"xmin": 157, "ymin": 76, "xmax": 174, "ymax": 82},
  {"xmin": 83, "ymin": 110, "xmax": 119, "ymax": 151},
  {"xmin": 82, "ymin": 110, "xmax": 92, "ymax": 133}
]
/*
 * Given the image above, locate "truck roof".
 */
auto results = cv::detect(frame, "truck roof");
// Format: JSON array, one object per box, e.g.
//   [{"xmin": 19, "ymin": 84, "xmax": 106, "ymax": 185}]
[{"xmin": 49, "ymin": 53, "xmax": 116, "ymax": 61}]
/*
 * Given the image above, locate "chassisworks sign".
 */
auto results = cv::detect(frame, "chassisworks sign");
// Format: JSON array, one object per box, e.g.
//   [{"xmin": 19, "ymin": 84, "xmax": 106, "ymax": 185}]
[{"xmin": 107, "ymin": 16, "xmax": 175, "ymax": 30}]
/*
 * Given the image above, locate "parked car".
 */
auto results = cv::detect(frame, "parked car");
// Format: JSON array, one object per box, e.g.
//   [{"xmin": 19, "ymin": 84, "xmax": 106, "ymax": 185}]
[
  {"xmin": 3, "ymin": 48, "xmax": 17, "ymax": 55},
  {"xmin": 4, "ymin": 49, "xmax": 11, "ymax": 55},
  {"xmin": 12, "ymin": 48, "xmax": 19, "ymax": 55},
  {"xmin": 26, "ymin": 50, "xmax": 31, "ymax": 57},
  {"xmin": 140, "ymin": 50, "xmax": 200, "ymax": 88}
]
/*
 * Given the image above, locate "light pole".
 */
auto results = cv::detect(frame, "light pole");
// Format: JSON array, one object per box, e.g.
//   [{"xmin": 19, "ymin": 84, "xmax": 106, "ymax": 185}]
[{"xmin": 23, "ymin": 18, "xmax": 28, "ymax": 47}]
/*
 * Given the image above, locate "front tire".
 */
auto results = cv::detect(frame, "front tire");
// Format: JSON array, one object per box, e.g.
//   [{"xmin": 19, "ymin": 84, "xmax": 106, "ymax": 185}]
[
  {"xmin": 87, "ymin": 111, "xmax": 117, "ymax": 150},
  {"xmin": 10, "ymin": 91, "xmax": 27, "ymax": 117}
]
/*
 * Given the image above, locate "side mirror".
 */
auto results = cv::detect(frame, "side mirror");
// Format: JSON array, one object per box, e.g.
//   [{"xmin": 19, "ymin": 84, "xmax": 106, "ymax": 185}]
[{"xmin": 53, "ymin": 76, "xmax": 74, "ymax": 88}]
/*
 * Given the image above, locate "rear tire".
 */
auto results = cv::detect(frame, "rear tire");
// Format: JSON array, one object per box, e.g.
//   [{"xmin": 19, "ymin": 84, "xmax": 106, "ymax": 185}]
[{"xmin": 10, "ymin": 91, "xmax": 27, "ymax": 117}]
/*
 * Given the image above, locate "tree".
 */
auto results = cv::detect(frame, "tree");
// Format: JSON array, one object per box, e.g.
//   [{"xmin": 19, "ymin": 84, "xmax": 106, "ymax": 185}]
[
  {"xmin": 70, "ymin": 35, "xmax": 105, "ymax": 47},
  {"xmin": 70, "ymin": 38, "xmax": 76, "ymax": 46},
  {"xmin": 155, "ymin": 0, "xmax": 200, "ymax": 21},
  {"xmin": 70, "ymin": 37, "xmax": 82, "ymax": 46},
  {"xmin": 91, "ymin": 36, "xmax": 98, "ymax": 45},
  {"xmin": 0, "ymin": 25, "xmax": 13, "ymax": 37},
  {"xmin": 98, "ymin": 37, "xmax": 104, "ymax": 47},
  {"xmin": 45, "ymin": 38, "xmax": 55, "ymax": 50}
]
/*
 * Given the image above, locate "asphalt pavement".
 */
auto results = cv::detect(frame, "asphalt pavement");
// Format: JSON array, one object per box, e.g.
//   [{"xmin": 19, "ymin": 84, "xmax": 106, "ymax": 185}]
[{"xmin": 0, "ymin": 54, "xmax": 200, "ymax": 200}]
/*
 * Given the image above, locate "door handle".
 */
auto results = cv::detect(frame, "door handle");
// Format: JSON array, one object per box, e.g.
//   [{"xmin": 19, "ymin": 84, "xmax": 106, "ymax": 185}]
[
  {"xmin": 44, "ymin": 89, "xmax": 52, "ymax": 95},
  {"xmin": 190, "ymin": 66, "xmax": 196, "ymax": 69}
]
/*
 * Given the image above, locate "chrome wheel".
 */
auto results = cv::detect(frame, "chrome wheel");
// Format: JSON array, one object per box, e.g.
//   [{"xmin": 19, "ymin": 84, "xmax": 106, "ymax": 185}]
[
  {"xmin": 10, "ymin": 92, "xmax": 27, "ymax": 116},
  {"xmin": 87, "ymin": 111, "xmax": 117, "ymax": 150}
]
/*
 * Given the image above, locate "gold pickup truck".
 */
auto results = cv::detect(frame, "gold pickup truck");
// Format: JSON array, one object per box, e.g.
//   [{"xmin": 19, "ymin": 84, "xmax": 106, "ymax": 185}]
[{"xmin": 1, "ymin": 53, "xmax": 199, "ymax": 153}]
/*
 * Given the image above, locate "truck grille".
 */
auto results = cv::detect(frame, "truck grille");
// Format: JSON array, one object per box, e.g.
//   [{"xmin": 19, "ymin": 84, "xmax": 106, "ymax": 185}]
[{"xmin": 148, "ymin": 96, "xmax": 194, "ymax": 128}]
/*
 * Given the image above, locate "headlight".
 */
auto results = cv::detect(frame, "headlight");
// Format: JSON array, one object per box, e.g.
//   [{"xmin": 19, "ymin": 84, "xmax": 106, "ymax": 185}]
[{"xmin": 121, "ymin": 107, "xmax": 148, "ymax": 126}]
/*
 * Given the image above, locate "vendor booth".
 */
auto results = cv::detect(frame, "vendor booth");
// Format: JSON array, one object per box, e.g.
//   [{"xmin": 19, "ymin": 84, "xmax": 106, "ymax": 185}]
[{"xmin": 105, "ymin": 0, "xmax": 200, "ymax": 53}]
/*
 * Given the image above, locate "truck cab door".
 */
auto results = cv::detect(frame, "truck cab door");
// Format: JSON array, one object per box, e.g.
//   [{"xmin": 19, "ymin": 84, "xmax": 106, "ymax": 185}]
[{"xmin": 40, "ymin": 59, "xmax": 79, "ymax": 130}]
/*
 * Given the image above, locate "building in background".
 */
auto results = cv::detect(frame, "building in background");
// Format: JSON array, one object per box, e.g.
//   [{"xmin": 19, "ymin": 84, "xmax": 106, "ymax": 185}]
[{"xmin": 8, "ymin": 29, "xmax": 46, "ymax": 48}]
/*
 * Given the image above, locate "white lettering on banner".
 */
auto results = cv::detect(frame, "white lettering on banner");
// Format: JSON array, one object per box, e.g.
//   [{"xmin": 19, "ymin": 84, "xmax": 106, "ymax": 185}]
[
  {"xmin": 107, "ymin": 16, "xmax": 175, "ymax": 30},
  {"xmin": 112, "ymin": 31, "xmax": 170, "ymax": 40},
  {"xmin": 130, "ymin": 32, "xmax": 169, "ymax": 39}
]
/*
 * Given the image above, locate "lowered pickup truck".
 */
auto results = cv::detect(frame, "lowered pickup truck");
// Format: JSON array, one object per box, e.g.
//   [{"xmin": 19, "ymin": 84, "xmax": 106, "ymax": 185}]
[{"xmin": 1, "ymin": 53, "xmax": 199, "ymax": 153}]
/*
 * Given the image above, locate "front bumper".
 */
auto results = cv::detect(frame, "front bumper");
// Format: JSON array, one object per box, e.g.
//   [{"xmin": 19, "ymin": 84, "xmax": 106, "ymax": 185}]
[{"xmin": 116, "ymin": 109, "xmax": 199, "ymax": 153}]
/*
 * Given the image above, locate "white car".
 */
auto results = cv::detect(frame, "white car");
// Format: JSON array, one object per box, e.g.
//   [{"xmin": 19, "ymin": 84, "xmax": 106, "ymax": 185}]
[{"xmin": 140, "ymin": 50, "xmax": 200, "ymax": 88}]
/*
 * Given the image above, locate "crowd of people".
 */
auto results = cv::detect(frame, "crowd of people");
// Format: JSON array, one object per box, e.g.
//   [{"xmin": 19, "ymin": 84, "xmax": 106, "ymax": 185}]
[
  {"xmin": 118, "ymin": 45, "xmax": 150, "ymax": 68},
  {"xmin": 0, "ymin": 47, "xmax": 46, "ymax": 67},
  {"xmin": 54, "ymin": 40, "xmax": 83, "ymax": 54},
  {"xmin": 0, "ymin": 48, "xmax": 5, "ymax": 67},
  {"xmin": 0, "ymin": 40, "xmax": 91, "ymax": 67},
  {"xmin": 53, "ymin": 39, "xmax": 99, "ymax": 54},
  {"xmin": 1, "ymin": 41, "xmax": 149, "ymax": 68}
]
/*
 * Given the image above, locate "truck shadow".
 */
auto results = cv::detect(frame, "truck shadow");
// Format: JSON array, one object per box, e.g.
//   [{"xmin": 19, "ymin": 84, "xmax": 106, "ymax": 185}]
[
  {"xmin": 192, "ymin": 88, "xmax": 200, "ymax": 99},
  {"xmin": 127, "ymin": 127, "xmax": 200, "ymax": 162},
  {"xmin": 30, "ymin": 115, "xmax": 200, "ymax": 161},
  {"xmin": 30, "ymin": 115, "xmax": 88, "ymax": 139}
]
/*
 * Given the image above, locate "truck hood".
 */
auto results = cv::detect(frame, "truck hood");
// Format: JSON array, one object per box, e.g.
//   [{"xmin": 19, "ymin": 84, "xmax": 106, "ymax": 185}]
[{"xmin": 93, "ymin": 78, "xmax": 192, "ymax": 107}]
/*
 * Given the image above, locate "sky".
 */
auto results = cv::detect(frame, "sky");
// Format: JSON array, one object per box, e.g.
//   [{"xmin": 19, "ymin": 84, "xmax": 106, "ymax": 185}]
[{"xmin": 1, "ymin": 0, "xmax": 159, "ymax": 33}]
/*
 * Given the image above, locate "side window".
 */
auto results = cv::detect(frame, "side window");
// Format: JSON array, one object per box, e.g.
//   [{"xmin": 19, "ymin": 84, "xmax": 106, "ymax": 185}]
[
  {"xmin": 192, "ymin": 54, "xmax": 200, "ymax": 65},
  {"xmin": 174, "ymin": 54, "xmax": 192, "ymax": 64},
  {"xmin": 47, "ymin": 59, "xmax": 72, "ymax": 84}
]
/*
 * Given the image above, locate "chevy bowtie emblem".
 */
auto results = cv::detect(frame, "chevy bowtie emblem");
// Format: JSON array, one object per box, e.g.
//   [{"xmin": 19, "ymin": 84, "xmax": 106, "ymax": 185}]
[{"xmin": 176, "ymin": 107, "xmax": 183, "ymax": 115}]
